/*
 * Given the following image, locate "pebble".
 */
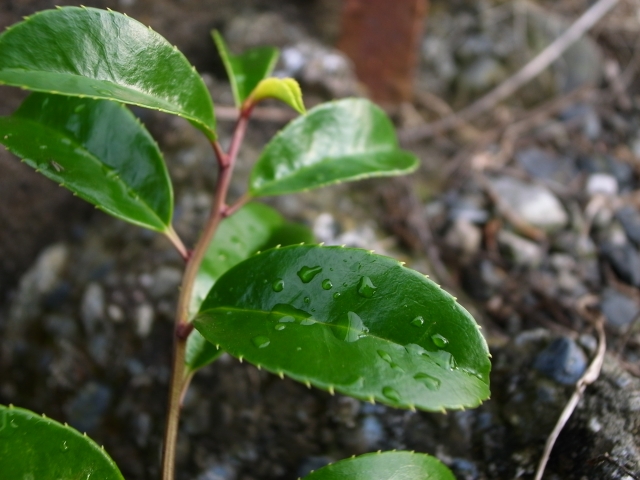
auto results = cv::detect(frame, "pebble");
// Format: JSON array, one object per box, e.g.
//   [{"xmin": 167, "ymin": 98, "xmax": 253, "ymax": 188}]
[
  {"xmin": 490, "ymin": 176, "xmax": 568, "ymax": 231},
  {"xmin": 600, "ymin": 242, "xmax": 640, "ymax": 287},
  {"xmin": 146, "ymin": 266, "xmax": 182, "ymax": 299},
  {"xmin": 64, "ymin": 382, "xmax": 112, "ymax": 433},
  {"xmin": 615, "ymin": 206, "xmax": 640, "ymax": 246},
  {"xmin": 586, "ymin": 173, "xmax": 618, "ymax": 196},
  {"xmin": 135, "ymin": 303, "xmax": 155, "ymax": 338},
  {"xmin": 461, "ymin": 259, "xmax": 506, "ymax": 301},
  {"xmin": 601, "ymin": 287, "xmax": 640, "ymax": 331},
  {"xmin": 444, "ymin": 219, "xmax": 482, "ymax": 258},
  {"xmin": 515, "ymin": 147, "xmax": 577, "ymax": 184},
  {"xmin": 81, "ymin": 283, "xmax": 105, "ymax": 335},
  {"xmin": 533, "ymin": 337, "xmax": 588, "ymax": 385},
  {"xmin": 497, "ymin": 230, "xmax": 543, "ymax": 267},
  {"xmin": 359, "ymin": 415, "xmax": 385, "ymax": 449}
]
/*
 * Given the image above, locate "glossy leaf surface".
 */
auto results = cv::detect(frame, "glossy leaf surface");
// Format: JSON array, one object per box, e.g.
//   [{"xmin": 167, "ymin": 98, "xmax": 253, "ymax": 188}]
[
  {"xmin": 303, "ymin": 451, "xmax": 455, "ymax": 480},
  {"xmin": 195, "ymin": 246, "xmax": 490, "ymax": 411},
  {"xmin": 186, "ymin": 203, "xmax": 313, "ymax": 371},
  {"xmin": 0, "ymin": 405, "xmax": 124, "ymax": 480},
  {"xmin": 212, "ymin": 30, "xmax": 279, "ymax": 107},
  {"xmin": 249, "ymin": 78, "xmax": 306, "ymax": 114},
  {"xmin": 0, "ymin": 93, "xmax": 173, "ymax": 232},
  {"xmin": 0, "ymin": 7, "xmax": 216, "ymax": 139},
  {"xmin": 249, "ymin": 98, "xmax": 418, "ymax": 197}
]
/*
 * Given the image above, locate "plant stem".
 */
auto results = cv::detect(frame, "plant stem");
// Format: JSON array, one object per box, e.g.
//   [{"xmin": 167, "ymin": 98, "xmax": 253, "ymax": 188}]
[
  {"xmin": 165, "ymin": 226, "xmax": 189, "ymax": 261},
  {"xmin": 161, "ymin": 109, "xmax": 252, "ymax": 480}
]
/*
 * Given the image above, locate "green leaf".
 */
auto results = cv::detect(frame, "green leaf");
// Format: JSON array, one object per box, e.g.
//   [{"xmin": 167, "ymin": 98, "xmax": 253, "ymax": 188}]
[
  {"xmin": 186, "ymin": 203, "xmax": 313, "ymax": 371},
  {"xmin": 0, "ymin": 7, "xmax": 216, "ymax": 140},
  {"xmin": 195, "ymin": 245, "xmax": 490, "ymax": 411},
  {"xmin": 302, "ymin": 451, "xmax": 455, "ymax": 480},
  {"xmin": 0, "ymin": 404, "xmax": 124, "ymax": 480},
  {"xmin": 0, "ymin": 93, "xmax": 173, "ymax": 233},
  {"xmin": 249, "ymin": 78, "xmax": 306, "ymax": 114},
  {"xmin": 249, "ymin": 98, "xmax": 418, "ymax": 197},
  {"xmin": 212, "ymin": 30, "xmax": 279, "ymax": 108}
]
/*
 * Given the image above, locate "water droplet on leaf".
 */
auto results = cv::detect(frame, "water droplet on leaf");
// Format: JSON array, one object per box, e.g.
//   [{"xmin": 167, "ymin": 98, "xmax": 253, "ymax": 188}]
[
  {"xmin": 333, "ymin": 292, "xmax": 341, "ymax": 299},
  {"xmin": 279, "ymin": 315, "xmax": 295, "ymax": 323},
  {"xmin": 431, "ymin": 334, "xmax": 449, "ymax": 348},
  {"xmin": 304, "ymin": 297, "xmax": 310, "ymax": 304},
  {"xmin": 411, "ymin": 316, "xmax": 424, "ymax": 326},
  {"xmin": 377, "ymin": 350, "xmax": 392, "ymax": 363},
  {"xmin": 74, "ymin": 104, "xmax": 86, "ymax": 113},
  {"xmin": 322, "ymin": 279, "xmax": 333, "ymax": 290},
  {"xmin": 414, "ymin": 373, "xmax": 441, "ymax": 391},
  {"xmin": 275, "ymin": 324, "xmax": 286, "ymax": 331},
  {"xmin": 252, "ymin": 336, "xmax": 270, "ymax": 348},
  {"xmin": 61, "ymin": 441, "xmax": 69, "ymax": 452},
  {"xmin": 382, "ymin": 386, "xmax": 400, "ymax": 402},
  {"xmin": 297, "ymin": 265, "xmax": 322, "ymax": 283},
  {"xmin": 357, "ymin": 276, "xmax": 377, "ymax": 298},
  {"xmin": 331, "ymin": 311, "xmax": 368, "ymax": 342},
  {"xmin": 272, "ymin": 279, "xmax": 284, "ymax": 292}
]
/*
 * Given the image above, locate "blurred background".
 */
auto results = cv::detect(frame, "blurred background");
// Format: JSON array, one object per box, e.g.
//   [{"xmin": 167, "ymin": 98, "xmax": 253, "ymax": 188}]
[{"xmin": 1, "ymin": 1, "xmax": 640, "ymax": 478}]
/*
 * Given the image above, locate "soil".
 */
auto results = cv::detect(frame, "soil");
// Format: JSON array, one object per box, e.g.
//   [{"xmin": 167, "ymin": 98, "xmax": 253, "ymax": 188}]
[{"xmin": 1, "ymin": 1, "xmax": 640, "ymax": 479}]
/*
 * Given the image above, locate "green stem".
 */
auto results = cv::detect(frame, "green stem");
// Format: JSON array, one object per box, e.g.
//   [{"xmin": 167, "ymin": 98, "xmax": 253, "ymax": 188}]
[{"xmin": 161, "ymin": 109, "xmax": 251, "ymax": 480}]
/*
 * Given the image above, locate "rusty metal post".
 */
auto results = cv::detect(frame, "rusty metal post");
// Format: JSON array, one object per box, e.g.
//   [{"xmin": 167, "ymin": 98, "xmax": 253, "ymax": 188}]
[{"xmin": 338, "ymin": 0, "xmax": 428, "ymax": 107}]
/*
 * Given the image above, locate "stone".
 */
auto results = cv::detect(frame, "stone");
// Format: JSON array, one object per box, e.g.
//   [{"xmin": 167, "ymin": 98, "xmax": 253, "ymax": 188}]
[
  {"xmin": 444, "ymin": 219, "xmax": 482, "ymax": 259},
  {"xmin": 81, "ymin": 282, "xmax": 105, "ymax": 335},
  {"xmin": 135, "ymin": 303, "xmax": 155, "ymax": 338},
  {"xmin": 64, "ymin": 382, "xmax": 112, "ymax": 433},
  {"xmin": 515, "ymin": 147, "xmax": 577, "ymax": 184},
  {"xmin": 601, "ymin": 242, "xmax": 640, "ymax": 287},
  {"xmin": 601, "ymin": 287, "xmax": 640, "ymax": 332},
  {"xmin": 146, "ymin": 266, "xmax": 182, "ymax": 299},
  {"xmin": 586, "ymin": 173, "xmax": 618, "ymax": 196},
  {"xmin": 533, "ymin": 337, "xmax": 588, "ymax": 385},
  {"xmin": 497, "ymin": 230, "xmax": 543, "ymax": 267},
  {"xmin": 616, "ymin": 206, "xmax": 640, "ymax": 247},
  {"xmin": 457, "ymin": 56, "xmax": 506, "ymax": 100},
  {"xmin": 490, "ymin": 176, "xmax": 568, "ymax": 232}
]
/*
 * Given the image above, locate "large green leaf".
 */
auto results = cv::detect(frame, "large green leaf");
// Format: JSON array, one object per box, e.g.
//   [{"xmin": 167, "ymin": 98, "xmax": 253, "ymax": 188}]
[
  {"xmin": 212, "ymin": 30, "xmax": 279, "ymax": 108},
  {"xmin": 186, "ymin": 203, "xmax": 313, "ymax": 371},
  {"xmin": 195, "ymin": 246, "xmax": 490, "ymax": 411},
  {"xmin": 0, "ymin": 404, "xmax": 124, "ymax": 480},
  {"xmin": 0, "ymin": 7, "xmax": 216, "ymax": 140},
  {"xmin": 303, "ymin": 451, "xmax": 455, "ymax": 480},
  {"xmin": 249, "ymin": 99, "xmax": 418, "ymax": 197},
  {"xmin": 0, "ymin": 93, "xmax": 173, "ymax": 233}
]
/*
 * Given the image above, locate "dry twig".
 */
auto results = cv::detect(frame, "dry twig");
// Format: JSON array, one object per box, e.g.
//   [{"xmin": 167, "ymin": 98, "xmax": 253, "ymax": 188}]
[
  {"xmin": 399, "ymin": 0, "xmax": 620, "ymax": 143},
  {"xmin": 533, "ymin": 296, "xmax": 607, "ymax": 480}
]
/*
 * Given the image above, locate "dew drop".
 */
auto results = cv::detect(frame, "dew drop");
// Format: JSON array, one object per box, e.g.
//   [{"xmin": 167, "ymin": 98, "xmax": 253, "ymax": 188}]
[
  {"xmin": 377, "ymin": 350, "xmax": 392, "ymax": 363},
  {"xmin": 331, "ymin": 311, "xmax": 368, "ymax": 342},
  {"xmin": 382, "ymin": 386, "xmax": 400, "ymax": 402},
  {"xmin": 39, "ymin": 145, "xmax": 47, "ymax": 150},
  {"xmin": 431, "ymin": 334, "xmax": 449, "ymax": 348},
  {"xmin": 414, "ymin": 373, "xmax": 441, "ymax": 391},
  {"xmin": 357, "ymin": 276, "xmax": 377, "ymax": 298},
  {"xmin": 333, "ymin": 292, "xmax": 341, "ymax": 299},
  {"xmin": 304, "ymin": 297, "xmax": 310, "ymax": 304},
  {"xmin": 297, "ymin": 265, "xmax": 322, "ymax": 283},
  {"xmin": 274, "ymin": 324, "xmax": 286, "ymax": 331},
  {"xmin": 411, "ymin": 316, "xmax": 424, "ymax": 327},
  {"xmin": 272, "ymin": 279, "xmax": 284, "ymax": 292},
  {"xmin": 74, "ymin": 104, "xmax": 86, "ymax": 113},
  {"xmin": 279, "ymin": 315, "xmax": 295, "ymax": 323},
  {"xmin": 96, "ymin": 88, "xmax": 112, "ymax": 95},
  {"xmin": 251, "ymin": 336, "xmax": 270, "ymax": 348},
  {"xmin": 60, "ymin": 440, "xmax": 69, "ymax": 452},
  {"xmin": 60, "ymin": 138, "xmax": 71, "ymax": 145},
  {"xmin": 321, "ymin": 279, "xmax": 333, "ymax": 290},
  {"xmin": 10, "ymin": 420, "xmax": 18, "ymax": 429},
  {"xmin": 300, "ymin": 318, "xmax": 316, "ymax": 326}
]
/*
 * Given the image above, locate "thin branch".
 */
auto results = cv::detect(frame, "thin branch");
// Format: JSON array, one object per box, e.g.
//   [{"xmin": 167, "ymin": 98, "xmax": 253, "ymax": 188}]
[
  {"xmin": 534, "ymin": 298, "xmax": 606, "ymax": 480},
  {"xmin": 399, "ymin": 0, "xmax": 620, "ymax": 143},
  {"xmin": 165, "ymin": 226, "xmax": 189, "ymax": 262},
  {"xmin": 216, "ymin": 105, "xmax": 297, "ymax": 123},
  {"xmin": 223, "ymin": 192, "xmax": 252, "ymax": 218}
]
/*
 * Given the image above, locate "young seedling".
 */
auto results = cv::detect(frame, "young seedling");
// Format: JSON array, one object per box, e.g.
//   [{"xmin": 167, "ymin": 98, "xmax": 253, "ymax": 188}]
[{"xmin": 0, "ymin": 7, "xmax": 490, "ymax": 480}]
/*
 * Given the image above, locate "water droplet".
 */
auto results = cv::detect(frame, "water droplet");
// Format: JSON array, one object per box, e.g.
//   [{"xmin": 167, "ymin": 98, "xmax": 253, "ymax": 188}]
[
  {"xmin": 414, "ymin": 373, "xmax": 441, "ymax": 391},
  {"xmin": 411, "ymin": 316, "xmax": 424, "ymax": 327},
  {"xmin": 96, "ymin": 88, "xmax": 112, "ymax": 96},
  {"xmin": 357, "ymin": 276, "xmax": 377, "ymax": 298},
  {"xmin": 297, "ymin": 265, "xmax": 322, "ymax": 283},
  {"xmin": 382, "ymin": 386, "xmax": 400, "ymax": 402},
  {"xmin": 74, "ymin": 104, "xmax": 86, "ymax": 113},
  {"xmin": 300, "ymin": 318, "xmax": 316, "ymax": 326},
  {"xmin": 10, "ymin": 420, "xmax": 18, "ymax": 429},
  {"xmin": 39, "ymin": 145, "xmax": 47, "ymax": 149},
  {"xmin": 333, "ymin": 292, "xmax": 341, "ymax": 299},
  {"xmin": 275, "ymin": 324, "xmax": 286, "ymax": 331},
  {"xmin": 251, "ymin": 336, "xmax": 270, "ymax": 348},
  {"xmin": 60, "ymin": 440, "xmax": 69, "ymax": 452},
  {"xmin": 279, "ymin": 315, "xmax": 295, "ymax": 323},
  {"xmin": 304, "ymin": 297, "xmax": 310, "ymax": 304},
  {"xmin": 331, "ymin": 311, "xmax": 368, "ymax": 342},
  {"xmin": 272, "ymin": 279, "xmax": 284, "ymax": 292},
  {"xmin": 377, "ymin": 350, "xmax": 392, "ymax": 363},
  {"xmin": 60, "ymin": 138, "xmax": 71, "ymax": 145},
  {"xmin": 321, "ymin": 279, "xmax": 333, "ymax": 290},
  {"xmin": 431, "ymin": 334, "xmax": 449, "ymax": 348}
]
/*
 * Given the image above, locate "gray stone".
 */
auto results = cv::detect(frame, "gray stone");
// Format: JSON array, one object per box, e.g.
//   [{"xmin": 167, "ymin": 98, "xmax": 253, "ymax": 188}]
[
  {"xmin": 586, "ymin": 173, "xmax": 618, "ymax": 196},
  {"xmin": 616, "ymin": 206, "xmax": 640, "ymax": 247},
  {"xmin": 490, "ymin": 176, "xmax": 568, "ymax": 231},
  {"xmin": 135, "ymin": 303, "xmax": 155, "ymax": 338},
  {"xmin": 533, "ymin": 337, "xmax": 588, "ymax": 385},
  {"xmin": 146, "ymin": 266, "xmax": 182, "ymax": 299},
  {"xmin": 515, "ymin": 147, "xmax": 577, "ymax": 184},
  {"xmin": 64, "ymin": 382, "xmax": 112, "ymax": 433},
  {"xmin": 601, "ymin": 242, "xmax": 640, "ymax": 287},
  {"xmin": 601, "ymin": 288, "xmax": 640, "ymax": 331},
  {"xmin": 498, "ymin": 230, "xmax": 543, "ymax": 267},
  {"xmin": 81, "ymin": 283, "xmax": 105, "ymax": 335},
  {"xmin": 457, "ymin": 56, "xmax": 506, "ymax": 98},
  {"xmin": 444, "ymin": 219, "xmax": 482, "ymax": 259}
]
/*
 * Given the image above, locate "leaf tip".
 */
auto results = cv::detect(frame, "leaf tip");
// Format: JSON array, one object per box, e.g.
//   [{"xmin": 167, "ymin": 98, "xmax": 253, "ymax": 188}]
[
  {"xmin": 304, "ymin": 380, "xmax": 311, "ymax": 389},
  {"xmin": 8, "ymin": 404, "xmax": 14, "ymax": 408},
  {"xmin": 368, "ymin": 395, "xmax": 375, "ymax": 404},
  {"xmin": 257, "ymin": 364, "xmax": 262, "ymax": 370},
  {"xmin": 278, "ymin": 371, "xmax": 284, "ymax": 379},
  {"xmin": 328, "ymin": 385, "xmax": 335, "ymax": 395},
  {"xmin": 41, "ymin": 413, "xmax": 46, "ymax": 418},
  {"xmin": 238, "ymin": 356, "xmax": 243, "ymax": 363},
  {"xmin": 409, "ymin": 404, "xmax": 416, "ymax": 412}
]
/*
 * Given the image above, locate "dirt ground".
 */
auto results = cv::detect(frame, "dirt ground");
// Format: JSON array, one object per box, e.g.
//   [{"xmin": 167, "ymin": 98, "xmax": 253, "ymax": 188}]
[{"xmin": 1, "ymin": 1, "xmax": 640, "ymax": 479}]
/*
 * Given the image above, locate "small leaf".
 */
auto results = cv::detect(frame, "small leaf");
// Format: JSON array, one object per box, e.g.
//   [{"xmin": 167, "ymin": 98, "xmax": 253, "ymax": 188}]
[
  {"xmin": 248, "ymin": 77, "xmax": 306, "ymax": 114},
  {"xmin": 0, "ymin": 93, "xmax": 173, "ymax": 233},
  {"xmin": 212, "ymin": 30, "xmax": 279, "ymax": 108},
  {"xmin": 195, "ymin": 246, "xmax": 490, "ymax": 411},
  {"xmin": 249, "ymin": 98, "xmax": 418, "ymax": 197},
  {"xmin": 0, "ymin": 404, "xmax": 124, "ymax": 480},
  {"xmin": 186, "ymin": 203, "xmax": 313, "ymax": 371},
  {"xmin": 0, "ymin": 7, "xmax": 216, "ymax": 140},
  {"xmin": 302, "ymin": 451, "xmax": 455, "ymax": 480}
]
